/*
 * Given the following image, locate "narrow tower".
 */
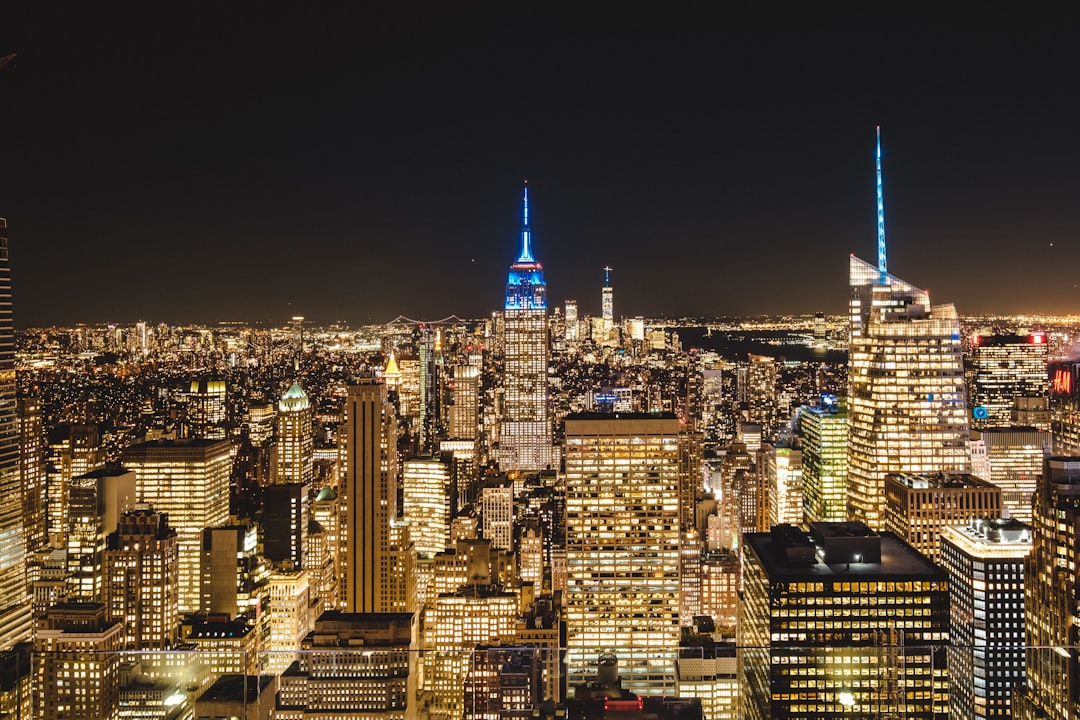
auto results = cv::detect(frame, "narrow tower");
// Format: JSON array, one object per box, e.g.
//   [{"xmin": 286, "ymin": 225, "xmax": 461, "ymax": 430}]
[
  {"xmin": 876, "ymin": 125, "xmax": 887, "ymax": 284},
  {"xmin": 499, "ymin": 182, "xmax": 552, "ymax": 472},
  {"xmin": 601, "ymin": 265, "xmax": 614, "ymax": 331}
]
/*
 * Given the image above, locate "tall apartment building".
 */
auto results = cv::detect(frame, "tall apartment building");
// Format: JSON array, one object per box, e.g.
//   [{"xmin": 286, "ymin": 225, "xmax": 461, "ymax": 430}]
[
  {"xmin": 123, "ymin": 438, "xmax": 231, "ymax": 614},
  {"xmin": 564, "ymin": 413, "xmax": 681, "ymax": 695},
  {"xmin": 740, "ymin": 522, "xmax": 950, "ymax": 720},
  {"xmin": 884, "ymin": 472, "xmax": 1002, "ymax": 564},
  {"xmin": 941, "ymin": 518, "xmax": 1031, "ymax": 720}
]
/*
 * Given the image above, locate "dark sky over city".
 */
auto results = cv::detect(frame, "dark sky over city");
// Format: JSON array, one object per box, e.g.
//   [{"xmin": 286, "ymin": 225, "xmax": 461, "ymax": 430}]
[{"xmin": 2, "ymin": 16, "xmax": 1079, "ymax": 326}]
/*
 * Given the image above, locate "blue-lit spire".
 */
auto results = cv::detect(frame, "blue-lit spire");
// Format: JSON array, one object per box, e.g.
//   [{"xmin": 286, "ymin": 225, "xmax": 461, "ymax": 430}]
[
  {"xmin": 876, "ymin": 126, "xmax": 887, "ymax": 285},
  {"xmin": 603, "ymin": 265, "xmax": 612, "ymax": 287},
  {"xmin": 517, "ymin": 181, "xmax": 534, "ymax": 263}
]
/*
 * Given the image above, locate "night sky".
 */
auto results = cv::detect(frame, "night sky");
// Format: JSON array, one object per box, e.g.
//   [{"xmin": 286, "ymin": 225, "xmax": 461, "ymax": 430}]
[{"xmin": 2, "ymin": 17, "xmax": 1079, "ymax": 326}]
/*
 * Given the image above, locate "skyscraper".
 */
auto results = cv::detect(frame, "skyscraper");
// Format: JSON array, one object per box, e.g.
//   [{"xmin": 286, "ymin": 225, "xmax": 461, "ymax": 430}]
[
  {"xmin": 800, "ymin": 394, "xmax": 848, "ymax": 523},
  {"xmin": 847, "ymin": 129, "xmax": 970, "ymax": 530},
  {"xmin": 266, "ymin": 383, "xmax": 314, "ymax": 569},
  {"xmin": 122, "ymin": 438, "xmax": 231, "ymax": 613},
  {"xmin": 601, "ymin": 265, "xmax": 614, "ymax": 331},
  {"xmin": 500, "ymin": 183, "xmax": 552, "ymax": 472},
  {"xmin": 0, "ymin": 218, "xmax": 29, "ymax": 649},
  {"xmin": 339, "ymin": 380, "xmax": 400, "ymax": 613},
  {"xmin": 970, "ymin": 332, "xmax": 1049, "ymax": 429},
  {"xmin": 1016, "ymin": 456, "xmax": 1080, "ymax": 720},
  {"xmin": 564, "ymin": 413, "xmax": 681, "ymax": 695}
]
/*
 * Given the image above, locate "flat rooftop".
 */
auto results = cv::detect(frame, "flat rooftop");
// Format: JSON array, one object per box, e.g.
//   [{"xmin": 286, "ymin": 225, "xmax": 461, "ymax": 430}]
[{"xmin": 744, "ymin": 528, "xmax": 945, "ymax": 581}]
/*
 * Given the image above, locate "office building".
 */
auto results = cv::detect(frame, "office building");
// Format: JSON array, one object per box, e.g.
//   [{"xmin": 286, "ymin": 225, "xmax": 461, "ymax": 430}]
[
  {"xmin": 34, "ymin": 602, "xmax": 123, "ymax": 720},
  {"xmin": 763, "ymin": 443, "xmax": 802, "ymax": 526},
  {"xmin": 273, "ymin": 611, "xmax": 413, "ymax": 719},
  {"xmin": 941, "ymin": 518, "xmax": 1031, "ymax": 720},
  {"xmin": 123, "ymin": 438, "xmax": 231, "ymax": 613},
  {"xmin": 264, "ymin": 569, "xmax": 310, "ymax": 676},
  {"xmin": 275, "ymin": 383, "xmax": 314, "ymax": 486},
  {"xmin": 66, "ymin": 465, "xmax": 137, "ymax": 599},
  {"xmin": 675, "ymin": 634, "xmax": 738, "ymax": 720},
  {"xmin": 565, "ymin": 413, "xmax": 681, "ymax": 695},
  {"xmin": 448, "ymin": 364, "xmax": 480, "ymax": 440},
  {"xmin": 103, "ymin": 504, "xmax": 179, "ymax": 649},
  {"xmin": 194, "ymin": 674, "xmax": 276, "ymax": 720},
  {"xmin": 1016, "ymin": 457, "xmax": 1080, "ymax": 720},
  {"xmin": 745, "ymin": 355, "xmax": 777, "ymax": 438},
  {"xmin": 481, "ymin": 476, "xmax": 514, "ymax": 551},
  {"xmin": 884, "ymin": 472, "xmax": 1002, "ymax": 564},
  {"xmin": 401, "ymin": 456, "xmax": 451, "ymax": 557},
  {"xmin": 847, "ymin": 130, "xmax": 970, "ymax": 530},
  {"xmin": 0, "ymin": 218, "xmax": 29, "ymax": 649},
  {"xmin": 800, "ymin": 394, "xmax": 848, "ymax": 523},
  {"xmin": 740, "ymin": 522, "xmax": 950, "ymax": 719},
  {"xmin": 200, "ymin": 523, "xmax": 267, "ymax": 618},
  {"xmin": 970, "ymin": 333, "xmax": 1048, "ymax": 429},
  {"xmin": 973, "ymin": 426, "xmax": 1049, "ymax": 522},
  {"xmin": 564, "ymin": 299, "xmax": 579, "ymax": 344},
  {"xmin": 339, "ymin": 380, "xmax": 401, "ymax": 613},
  {"xmin": 17, "ymin": 397, "xmax": 46, "ymax": 556},
  {"xmin": 46, "ymin": 422, "xmax": 104, "ymax": 544},
  {"xmin": 1049, "ymin": 362, "xmax": 1080, "ymax": 454},
  {"xmin": 185, "ymin": 377, "xmax": 228, "ymax": 440},
  {"xmin": 500, "ymin": 183, "xmax": 552, "ymax": 472}
]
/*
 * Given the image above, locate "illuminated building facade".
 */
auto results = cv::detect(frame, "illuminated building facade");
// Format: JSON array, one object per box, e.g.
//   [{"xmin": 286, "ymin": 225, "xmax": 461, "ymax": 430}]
[
  {"xmin": 763, "ymin": 444, "xmax": 802, "ymax": 527},
  {"xmin": 564, "ymin": 299, "xmax": 579, "ymax": 344},
  {"xmin": 675, "ymin": 636, "xmax": 738, "ymax": 720},
  {"xmin": 275, "ymin": 383, "xmax": 314, "ymax": 486},
  {"xmin": 500, "ymin": 183, "xmax": 552, "ymax": 472},
  {"xmin": 185, "ymin": 377, "xmax": 227, "ymax": 439},
  {"xmin": 17, "ymin": 397, "xmax": 46, "ymax": 557},
  {"xmin": 1049, "ymin": 361, "xmax": 1080, "ymax": 454},
  {"xmin": 402, "ymin": 456, "xmax": 451, "ymax": 557},
  {"xmin": 46, "ymin": 422, "xmax": 103, "ymax": 545},
  {"xmin": 884, "ymin": 472, "xmax": 1002, "ymax": 564},
  {"xmin": 200, "ymin": 523, "xmax": 267, "ymax": 618},
  {"xmin": 800, "ymin": 394, "xmax": 848, "ymax": 523},
  {"xmin": 739, "ymin": 522, "xmax": 950, "ymax": 720},
  {"xmin": 66, "ymin": 465, "xmax": 136, "ymax": 599},
  {"xmin": 1016, "ymin": 457, "xmax": 1080, "ymax": 720},
  {"xmin": 34, "ymin": 602, "xmax": 123, "ymax": 720},
  {"xmin": 746, "ymin": 355, "xmax": 777, "ymax": 438},
  {"xmin": 970, "ymin": 333, "xmax": 1048, "ymax": 430},
  {"xmin": 102, "ymin": 504, "xmax": 179, "ymax": 649},
  {"xmin": 264, "ymin": 568, "xmax": 310, "ymax": 675},
  {"xmin": 448, "ymin": 364, "xmax": 480, "ymax": 440},
  {"xmin": 847, "ymin": 255, "xmax": 970, "ymax": 530},
  {"xmin": 565, "ymin": 413, "xmax": 681, "ymax": 695},
  {"xmin": 122, "ymin": 438, "xmax": 231, "ymax": 614},
  {"xmin": 0, "ymin": 217, "xmax": 28, "ymax": 650},
  {"xmin": 481, "ymin": 476, "xmax": 514, "ymax": 551},
  {"xmin": 973, "ymin": 427, "xmax": 1049, "ymax": 523},
  {"xmin": 339, "ymin": 380, "xmax": 400, "ymax": 613},
  {"xmin": 274, "ymin": 611, "xmax": 413, "ymax": 720},
  {"xmin": 601, "ymin": 265, "xmax": 614, "ymax": 331},
  {"xmin": 941, "ymin": 518, "xmax": 1031, "ymax": 720}
]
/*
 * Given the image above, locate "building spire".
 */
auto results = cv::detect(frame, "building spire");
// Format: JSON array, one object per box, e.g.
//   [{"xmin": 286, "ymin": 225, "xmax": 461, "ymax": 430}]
[
  {"xmin": 517, "ymin": 180, "xmax": 534, "ymax": 263},
  {"xmin": 603, "ymin": 265, "xmax": 612, "ymax": 287},
  {"xmin": 876, "ymin": 126, "xmax": 888, "ymax": 284}
]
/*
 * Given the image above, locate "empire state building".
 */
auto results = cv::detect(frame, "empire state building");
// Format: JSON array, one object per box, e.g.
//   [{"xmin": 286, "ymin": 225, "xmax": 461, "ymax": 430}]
[{"xmin": 499, "ymin": 183, "xmax": 552, "ymax": 472}]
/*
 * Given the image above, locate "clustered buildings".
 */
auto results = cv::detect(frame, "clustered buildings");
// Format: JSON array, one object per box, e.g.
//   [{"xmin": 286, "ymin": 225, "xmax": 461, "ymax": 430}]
[{"xmin": 1, "ymin": 141, "xmax": 1080, "ymax": 719}]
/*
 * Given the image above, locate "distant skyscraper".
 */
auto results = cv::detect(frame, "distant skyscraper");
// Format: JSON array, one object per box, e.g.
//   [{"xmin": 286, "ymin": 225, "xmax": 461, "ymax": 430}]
[
  {"xmin": 66, "ymin": 465, "xmax": 137, "ymax": 599},
  {"xmin": 500, "ymin": 183, "xmax": 552, "ymax": 472},
  {"xmin": 447, "ymin": 364, "xmax": 480, "ymax": 440},
  {"xmin": 565, "ymin": 413, "xmax": 681, "ymax": 695},
  {"xmin": 266, "ymin": 383, "xmax": 314, "ymax": 569},
  {"xmin": 763, "ymin": 443, "xmax": 802, "ymax": 527},
  {"xmin": 745, "ymin": 355, "xmax": 777, "ymax": 437},
  {"xmin": 17, "ymin": 397, "xmax": 47, "ymax": 556},
  {"xmin": 186, "ymin": 377, "xmax": 228, "ymax": 439},
  {"xmin": 601, "ymin": 265, "xmax": 614, "ymax": 331},
  {"xmin": 564, "ymin": 299, "xmax": 579, "ymax": 344},
  {"xmin": 970, "ymin": 332, "xmax": 1049, "ymax": 429},
  {"xmin": 122, "ymin": 438, "xmax": 231, "ymax": 613},
  {"xmin": 339, "ymin": 380, "xmax": 400, "ymax": 613},
  {"xmin": 0, "ymin": 218, "xmax": 29, "ymax": 649},
  {"xmin": 973, "ymin": 426, "xmax": 1050, "ymax": 522},
  {"xmin": 941, "ymin": 518, "xmax": 1031, "ymax": 720},
  {"xmin": 401, "ymin": 456, "xmax": 451, "ymax": 557},
  {"xmin": 847, "ymin": 129, "xmax": 969, "ymax": 530},
  {"xmin": 1016, "ymin": 456, "xmax": 1080, "ymax": 720}
]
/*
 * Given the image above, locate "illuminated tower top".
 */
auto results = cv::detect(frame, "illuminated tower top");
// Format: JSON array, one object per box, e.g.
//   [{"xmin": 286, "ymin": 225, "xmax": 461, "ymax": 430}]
[
  {"xmin": 876, "ymin": 126, "xmax": 887, "ymax": 284},
  {"xmin": 505, "ymin": 181, "xmax": 547, "ymax": 311}
]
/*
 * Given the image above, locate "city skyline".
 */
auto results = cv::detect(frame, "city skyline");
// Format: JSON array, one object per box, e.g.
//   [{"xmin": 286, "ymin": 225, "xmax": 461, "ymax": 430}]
[{"xmin": 0, "ymin": 23, "xmax": 1079, "ymax": 325}]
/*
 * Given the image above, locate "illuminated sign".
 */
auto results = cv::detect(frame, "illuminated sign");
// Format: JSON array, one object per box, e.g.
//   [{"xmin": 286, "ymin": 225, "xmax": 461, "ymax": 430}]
[
  {"xmin": 1053, "ymin": 368, "xmax": 1073, "ymax": 395},
  {"xmin": 972, "ymin": 406, "xmax": 989, "ymax": 420}
]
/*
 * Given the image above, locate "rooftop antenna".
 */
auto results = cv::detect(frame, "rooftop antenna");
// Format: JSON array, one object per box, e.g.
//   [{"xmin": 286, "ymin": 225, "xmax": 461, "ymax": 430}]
[
  {"xmin": 876, "ymin": 126, "xmax": 888, "ymax": 285},
  {"xmin": 517, "ymin": 180, "xmax": 534, "ymax": 263}
]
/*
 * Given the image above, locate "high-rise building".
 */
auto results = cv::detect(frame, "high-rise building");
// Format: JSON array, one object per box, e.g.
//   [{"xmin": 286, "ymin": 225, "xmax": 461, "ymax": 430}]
[
  {"xmin": 275, "ymin": 383, "xmax": 314, "ymax": 486},
  {"xmin": 800, "ymin": 394, "xmax": 848, "ymax": 523},
  {"xmin": 123, "ymin": 438, "xmax": 231, "ymax": 613},
  {"xmin": 401, "ymin": 456, "xmax": 451, "ymax": 557},
  {"xmin": 66, "ymin": 465, "xmax": 137, "ymax": 599},
  {"xmin": 1016, "ymin": 457, "xmax": 1080, "ymax": 720},
  {"xmin": 102, "ymin": 504, "xmax": 179, "ymax": 650},
  {"xmin": 847, "ymin": 133, "xmax": 969, "ymax": 530},
  {"xmin": 17, "ymin": 397, "xmax": 46, "ymax": 557},
  {"xmin": 447, "ymin": 364, "xmax": 480, "ymax": 440},
  {"xmin": 970, "ymin": 333, "xmax": 1049, "ymax": 430},
  {"xmin": 267, "ymin": 383, "xmax": 314, "ymax": 569},
  {"xmin": 34, "ymin": 603, "xmax": 123, "ymax": 720},
  {"xmin": 601, "ymin": 265, "xmax": 614, "ymax": 331},
  {"xmin": 973, "ymin": 426, "xmax": 1049, "ymax": 522},
  {"xmin": 745, "ymin": 355, "xmax": 777, "ymax": 438},
  {"xmin": 264, "ymin": 568, "xmax": 310, "ymax": 675},
  {"xmin": 339, "ymin": 380, "xmax": 400, "ymax": 613},
  {"xmin": 200, "ymin": 522, "xmax": 267, "ymax": 618},
  {"xmin": 1049, "ymin": 362, "xmax": 1080, "ymax": 454},
  {"xmin": 46, "ymin": 422, "xmax": 104, "ymax": 545},
  {"xmin": 763, "ymin": 443, "xmax": 802, "ymax": 527},
  {"xmin": 500, "ymin": 183, "xmax": 552, "ymax": 472},
  {"xmin": 941, "ymin": 517, "xmax": 1031, "ymax": 720},
  {"xmin": 740, "ymin": 522, "xmax": 950, "ymax": 720},
  {"xmin": 0, "ymin": 217, "xmax": 28, "ymax": 649},
  {"xmin": 884, "ymin": 471, "xmax": 1002, "ymax": 564},
  {"xmin": 564, "ymin": 299, "xmax": 579, "ymax": 344},
  {"xmin": 564, "ymin": 413, "xmax": 681, "ymax": 695},
  {"xmin": 185, "ymin": 378, "xmax": 228, "ymax": 439},
  {"xmin": 481, "ymin": 476, "xmax": 514, "ymax": 552}
]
